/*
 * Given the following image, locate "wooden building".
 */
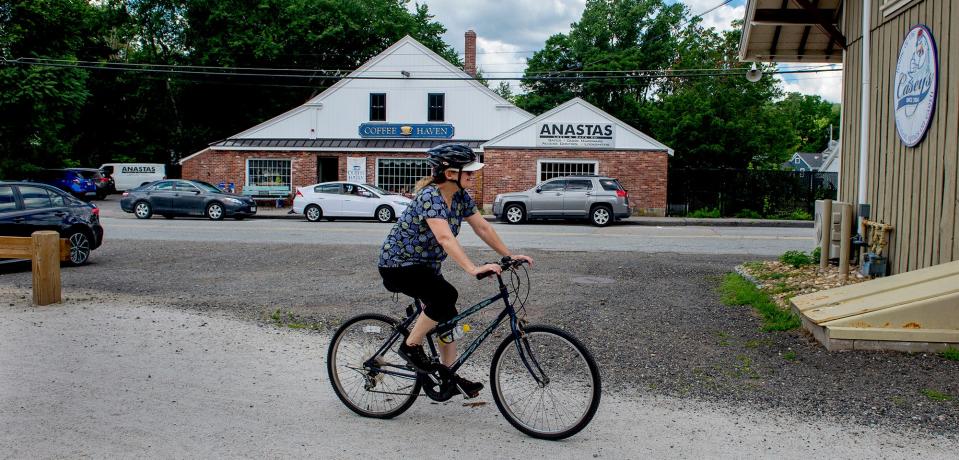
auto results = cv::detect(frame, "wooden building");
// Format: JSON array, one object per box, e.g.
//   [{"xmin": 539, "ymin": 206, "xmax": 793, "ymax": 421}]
[{"xmin": 741, "ymin": 0, "xmax": 958, "ymax": 275}]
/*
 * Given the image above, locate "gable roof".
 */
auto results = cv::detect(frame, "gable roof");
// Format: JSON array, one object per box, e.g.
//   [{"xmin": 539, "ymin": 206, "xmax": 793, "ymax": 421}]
[
  {"xmin": 482, "ymin": 97, "xmax": 673, "ymax": 155},
  {"xmin": 783, "ymin": 152, "xmax": 824, "ymax": 170},
  {"xmin": 228, "ymin": 36, "xmax": 531, "ymax": 140}
]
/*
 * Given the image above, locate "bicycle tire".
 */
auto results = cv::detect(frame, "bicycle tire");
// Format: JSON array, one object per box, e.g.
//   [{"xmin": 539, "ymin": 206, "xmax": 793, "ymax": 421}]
[
  {"xmin": 327, "ymin": 313, "xmax": 421, "ymax": 419},
  {"xmin": 489, "ymin": 324, "xmax": 602, "ymax": 440}
]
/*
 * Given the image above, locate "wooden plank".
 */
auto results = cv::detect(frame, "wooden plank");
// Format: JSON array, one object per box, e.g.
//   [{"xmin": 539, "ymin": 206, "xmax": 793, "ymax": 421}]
[
  {"xmin": 0, "ymin": 237, "xmax": 32, "ymax": 259},
  {"xmin": 926, "ymin": 0, "xmax": 943, "ymax": 267},
  {"xmin": 59, "ymin": 239, "xmax": 70, "ymax": 262},
  {"xmin": 31, "ymin": 231, "xmax": 61, "ymax": 306},
  {"xmin": 950, "ymin": 0, "xmax": 959, "ymax": 263}
]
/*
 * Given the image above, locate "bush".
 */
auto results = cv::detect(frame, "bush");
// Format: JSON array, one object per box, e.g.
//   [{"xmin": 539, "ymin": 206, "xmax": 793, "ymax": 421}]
[
  {"xmin": 811, "ymin": 246, "xmax": 822, "ymax": 261},
  {"xmin": 735, "ymin": 209, "xmax": 762, "ymax": 219},
  {"xmin": 688, "ymin": 207, "xmax": 721, "ymax": 218},
  {"xmin": 786, "ymin": 210, "xmax": 813, "ymax": 220},
  {"xmin": 780, "ymin": 250, "xmax": 814, "ymax": 268}
]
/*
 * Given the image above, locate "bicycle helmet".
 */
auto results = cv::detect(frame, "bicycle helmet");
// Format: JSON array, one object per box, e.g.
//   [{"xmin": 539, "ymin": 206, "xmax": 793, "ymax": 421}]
[
  {"xmin": 426, "ymin": 143, "xmax": 484, "ymax": 190},
  {"xmin": 426, "ymin": 144, "xmax": 484, "ymax": 174}
]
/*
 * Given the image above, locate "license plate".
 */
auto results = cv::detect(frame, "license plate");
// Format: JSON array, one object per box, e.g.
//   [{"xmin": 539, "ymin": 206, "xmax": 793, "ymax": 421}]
[
  {"xmin": 250, "ymin": 206, "xmax": 257, "ymax": 212},
  {"xmin": 85, "ymin": 192, "xmax": 97, "ymax": 196}
]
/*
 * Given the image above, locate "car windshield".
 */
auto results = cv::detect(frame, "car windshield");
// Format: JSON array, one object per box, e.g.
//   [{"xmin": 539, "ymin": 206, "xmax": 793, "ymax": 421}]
[
  {"xmin": 363, "ymin": 184, "xmax": 391, "ymax": 195},
  {"xmin": 193, "ymin": 181, "xmax": 223, "ymax": 193},
  {"xmin": 73, "ymin": 170, "xmax": 100, "ymax": 179}
]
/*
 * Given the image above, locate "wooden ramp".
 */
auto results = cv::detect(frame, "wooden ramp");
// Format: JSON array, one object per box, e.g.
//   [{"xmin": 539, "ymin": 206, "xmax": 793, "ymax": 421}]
[{"xmin": 790, "ymin": 260, "xmax": 959, "ymax": 352}]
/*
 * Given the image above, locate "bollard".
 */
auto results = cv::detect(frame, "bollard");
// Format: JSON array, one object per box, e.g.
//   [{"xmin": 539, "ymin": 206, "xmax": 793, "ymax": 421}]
[
  {"xmin": 820, "ymin": 199, "xmax": 832, "ymax": 270},
  {"xmin": 31, "ymin": 231, "xmax": 61, "ymax": 305},
  {"xmin": 839, "ymin": 203, "xmax": 853, "ymax": 281}
]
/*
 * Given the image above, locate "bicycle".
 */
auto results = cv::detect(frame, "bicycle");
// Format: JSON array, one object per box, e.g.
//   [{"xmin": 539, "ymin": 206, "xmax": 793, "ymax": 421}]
[{"xmin": 327, "ymin": 257, "xmax": 601, "ymax": 440}]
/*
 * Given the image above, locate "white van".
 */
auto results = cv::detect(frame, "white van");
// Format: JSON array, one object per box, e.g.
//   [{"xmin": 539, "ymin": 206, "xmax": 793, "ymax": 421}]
[{"xmin": 100, "ymin": 163, "xmax": 166, "ymax": 191}]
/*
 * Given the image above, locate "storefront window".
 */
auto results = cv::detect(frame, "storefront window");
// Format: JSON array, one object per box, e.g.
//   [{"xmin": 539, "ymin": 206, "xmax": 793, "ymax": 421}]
[
  {"xmin": 376, "ymin": 158, "xmax": 431, "ymax": 195},
  {"xmin": 246, "ymin": 159, "xmax": 291, "ymax": 195},
  {"xmin": 537, "ymin": 160, "xmax": 598, "ymax": 182}
]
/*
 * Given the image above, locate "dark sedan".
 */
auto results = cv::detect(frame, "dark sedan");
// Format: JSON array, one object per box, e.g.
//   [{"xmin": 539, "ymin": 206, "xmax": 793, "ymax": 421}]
[
  {"xmin": 0, "ymin": 181, "xmax": 103, "ymax": 265},
  {"xmin": 120, "ymin": 179, "xmax": 257, "ymax": 220}
]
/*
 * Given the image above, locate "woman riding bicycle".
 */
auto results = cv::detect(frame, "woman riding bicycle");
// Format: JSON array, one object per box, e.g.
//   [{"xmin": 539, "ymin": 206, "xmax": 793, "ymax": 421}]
[{"xmin": 378, "ymin": 143, "xmax": 533, "ymax": 398}]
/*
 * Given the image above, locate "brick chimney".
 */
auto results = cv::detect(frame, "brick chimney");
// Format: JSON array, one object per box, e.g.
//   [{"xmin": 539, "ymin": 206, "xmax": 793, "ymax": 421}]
[{"xmin": 464, "ymin": 30, "xmax": 477, "ymax": 77}]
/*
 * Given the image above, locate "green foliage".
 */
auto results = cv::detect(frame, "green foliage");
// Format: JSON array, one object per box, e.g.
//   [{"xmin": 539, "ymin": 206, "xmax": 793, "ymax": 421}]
[
  {"xmin": 783, "ymin": 350, "xmax": 798, "ymax": 361},
  {"xmin": 719, "ymin": 273, "xmax": 800, "ymax": 331},
  {"xmin": 941, "ymin": 347, "xmax": 959, "ymax": 362},
  {"xmin": 811, "ymin": 246, "xmax": 822, "ymax": 261},
  {"xmin": 688, "ymin": 207, "xmax": 720, "ymax": 218},
  {"xmin": 779, "ymin": 250, "xmax": 814, "ymax": 268},
  {"xmin": 921, "ymin": 389, "xmax": 955, "ymax": 402},
  {"xmin": 735, "ymin": 209, "xmax": 762, "ymax": 219}
]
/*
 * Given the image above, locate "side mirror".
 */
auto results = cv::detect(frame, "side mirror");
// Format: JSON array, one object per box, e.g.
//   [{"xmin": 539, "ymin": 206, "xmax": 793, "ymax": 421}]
[{"xmin": 535, "ymin": 187, "xmax": 542, "ymax": 193}]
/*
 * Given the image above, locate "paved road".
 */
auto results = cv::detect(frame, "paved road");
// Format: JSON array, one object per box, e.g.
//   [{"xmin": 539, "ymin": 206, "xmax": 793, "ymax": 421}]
[
  {"xmin": 2, "ymin": 298, "xmax": 954, "ymax": 459},
  {"xmin": 98, "ymin": 198, "xmax": 814, "ymax": 256}
]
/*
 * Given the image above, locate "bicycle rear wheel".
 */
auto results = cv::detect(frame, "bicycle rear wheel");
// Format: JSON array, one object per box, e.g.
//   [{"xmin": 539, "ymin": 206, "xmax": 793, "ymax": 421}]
[
  {"xmin": 327, "ymin": 313, "xmax": 421, "ymax": 418},
  {"xmin": 490, "ymin": 325, "xmax": 601, "ymax": 440}
]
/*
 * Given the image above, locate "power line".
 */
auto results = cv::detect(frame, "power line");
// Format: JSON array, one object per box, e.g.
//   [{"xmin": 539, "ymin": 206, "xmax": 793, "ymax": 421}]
[{"xmin": 2, "ymin": 57, "xmax": 840, "ymax": 81}]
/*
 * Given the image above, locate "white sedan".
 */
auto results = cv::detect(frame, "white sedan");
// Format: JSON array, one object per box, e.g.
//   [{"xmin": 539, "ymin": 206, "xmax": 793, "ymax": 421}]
[{"xmin": 292, "ymin": 182, "xmax": 412, "ymax": 223}]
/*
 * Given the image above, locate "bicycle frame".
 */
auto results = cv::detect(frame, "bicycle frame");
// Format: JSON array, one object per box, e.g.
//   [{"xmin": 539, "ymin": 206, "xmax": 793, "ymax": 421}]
[{"xmin": 363, "ymin": 269, "xmax": 547, "ymax": 386}]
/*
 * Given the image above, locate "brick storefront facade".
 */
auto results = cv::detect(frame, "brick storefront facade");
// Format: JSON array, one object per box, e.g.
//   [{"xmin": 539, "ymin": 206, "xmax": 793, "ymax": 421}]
[{"xmin": 483, "ymin": 148, "xmax": 668, "ymax": 216}]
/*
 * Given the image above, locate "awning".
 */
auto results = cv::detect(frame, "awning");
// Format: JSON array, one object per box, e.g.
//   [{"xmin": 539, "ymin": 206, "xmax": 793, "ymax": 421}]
[
  {"xmin": 739, "ymin": 0, "xmax": 845, "ymax": 63},
  {"xmin": 210, "ymin": 138, "xmax": 486, "ymax": 150}
]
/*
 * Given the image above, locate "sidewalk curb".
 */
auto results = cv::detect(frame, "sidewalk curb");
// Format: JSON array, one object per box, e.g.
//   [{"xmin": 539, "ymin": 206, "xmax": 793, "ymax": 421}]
[{"xmin": 250, "ymin": 210, "xmax": 814, "ymax": 228}]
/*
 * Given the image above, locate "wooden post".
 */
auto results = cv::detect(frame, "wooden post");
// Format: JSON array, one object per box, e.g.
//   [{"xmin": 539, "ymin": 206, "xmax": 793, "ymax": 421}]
[
  {"xmin": 839, "ymin": 203, "xmax": 853, "ymax": 281},
  {"xmin": 31, "ymin": 231, "xmax": 61, "ymax": 306},
  {"xmin": 820, "ymin": 199, "xmax": 832, "ymax": 270}
]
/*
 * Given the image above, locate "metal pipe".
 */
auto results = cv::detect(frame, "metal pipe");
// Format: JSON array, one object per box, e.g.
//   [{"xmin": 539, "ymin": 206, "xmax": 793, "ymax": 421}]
[{"xmin": 858, "ymin": 0, "xmax": 871, "ymax": 207}]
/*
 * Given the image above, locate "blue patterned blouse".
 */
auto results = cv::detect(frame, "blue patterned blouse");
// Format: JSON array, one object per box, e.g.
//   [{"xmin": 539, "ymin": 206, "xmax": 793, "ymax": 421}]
[{"xmin": 378, "ymin": 184, "xmax": 478, "ymax": 273}]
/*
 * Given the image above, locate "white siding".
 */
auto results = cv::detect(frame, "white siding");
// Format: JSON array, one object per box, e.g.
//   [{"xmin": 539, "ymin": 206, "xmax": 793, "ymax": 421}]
[{"xmin": 234, "ymin": 37, "xmax": 532, "ymax": 141}]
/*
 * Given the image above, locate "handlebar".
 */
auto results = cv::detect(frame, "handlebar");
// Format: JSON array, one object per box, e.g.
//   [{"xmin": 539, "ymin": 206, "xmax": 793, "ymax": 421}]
[{"xmin": 476, "ymin": 256, "xmax": 528, "ymax": 280}]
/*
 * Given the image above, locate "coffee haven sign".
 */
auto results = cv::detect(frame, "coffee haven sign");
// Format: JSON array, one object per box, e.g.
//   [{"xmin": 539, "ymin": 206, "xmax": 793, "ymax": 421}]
[
  {"xmin": 894, "ymin": 24, "xmax": 938, "ymax": 147},
  {"xmin": 536, "ymin": 122, "xmax": 615, "ymax": 148}
]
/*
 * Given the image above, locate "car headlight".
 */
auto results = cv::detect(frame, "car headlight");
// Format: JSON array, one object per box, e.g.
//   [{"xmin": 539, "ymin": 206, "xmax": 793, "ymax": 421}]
[{"xmin": 223, "ymin": 197, "xmax": 243, "ymax": 204}]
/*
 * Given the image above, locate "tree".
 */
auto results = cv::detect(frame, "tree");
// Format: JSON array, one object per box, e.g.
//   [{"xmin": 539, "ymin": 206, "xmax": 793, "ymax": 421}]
[{"xmin": 0, "ymin": 0, "xmax": 111, "ymax": 176}]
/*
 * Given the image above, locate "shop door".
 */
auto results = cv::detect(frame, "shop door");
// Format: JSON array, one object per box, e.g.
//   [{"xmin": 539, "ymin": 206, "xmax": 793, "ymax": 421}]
[{"xmin": 317, "ymin": 157, "xmax": 339, "ymax": 183}]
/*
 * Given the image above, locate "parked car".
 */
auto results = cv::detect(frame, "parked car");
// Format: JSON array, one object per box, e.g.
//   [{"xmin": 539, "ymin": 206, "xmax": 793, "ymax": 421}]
[
  {"xmin": 25, "ymin": 169, "xmax": 99, "ymax": 200},
  {"xmin": 69, "ymin": 168, "xmax": 113, "ymax": 199},
  {"xmin": 492, "ymin": 175, "xmax": 631, "ymax": 226},
  {"xmin": 120, "ymin": 179, "xmax": 257, "ymax": 220},
  {"xmin": 292, "ymin": 182, "xmax": 412, "ymax": 223},
  {"xmin": 0, "ymin": 181, "xmax": 104, "ymax": 265},
  {"xmin": 99, "ymin": 163, "xmax": 166, "ymax": 191}
]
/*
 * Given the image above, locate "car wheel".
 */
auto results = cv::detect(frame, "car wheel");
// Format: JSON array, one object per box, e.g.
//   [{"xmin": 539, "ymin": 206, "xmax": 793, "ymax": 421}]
[
  {"xmin": 375, "ymin": 206, "xmax": 394, "ymax": 223},
  {"xmin": 305, "ymin": 205, "xmax": 323, "ymax": 222},
  {"xmin": 590, "ymin": 205, "xmax": 612, "ymax": 227},
  {"xmin": 206, "ymin": 202, "xmax": 225, "ymax": 220},
  {"xmin": 504, "ymin": 204, "xmax": 525, "ymax": 224},
  {"xmin": 134, "ymin": 201, "xmax": 153, "ymax": 219},
  {"xmin": 66, "ymin": 230, "xmax": 92, "ymax": 266}
]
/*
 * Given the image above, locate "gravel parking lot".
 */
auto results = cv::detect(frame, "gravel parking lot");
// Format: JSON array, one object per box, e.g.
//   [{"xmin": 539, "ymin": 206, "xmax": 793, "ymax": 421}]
[{"xmin": 1, "ymin": 239, "xmax": 956, "ymax": 437}]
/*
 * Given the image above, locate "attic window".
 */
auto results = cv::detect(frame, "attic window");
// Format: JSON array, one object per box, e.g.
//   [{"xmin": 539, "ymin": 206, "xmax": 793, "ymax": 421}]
[
  {"xmin": 370, "ymin": 93, "xmax": 386, "ymax": 121},
  {"xmin": 794, "ymin": 157, "xmax": 801, "ymax": 164}
]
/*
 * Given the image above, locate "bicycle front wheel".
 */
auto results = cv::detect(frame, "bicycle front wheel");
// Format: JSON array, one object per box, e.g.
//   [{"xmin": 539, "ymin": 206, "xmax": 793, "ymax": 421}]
[
  {"xmin": 490, "ymin": 325, "xmax": 601, "ymax": 440},
  {"xmin": 327, "ymin": 313, "xmax": 420, "ymax": 419}
]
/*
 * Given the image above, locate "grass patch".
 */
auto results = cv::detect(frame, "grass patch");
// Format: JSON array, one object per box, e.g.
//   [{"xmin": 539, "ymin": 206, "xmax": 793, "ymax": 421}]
[
  {"xmin": 921, "ymin": 389, "xmax": 955, "ymax": 402},
  {"xmin": 688, "ymin": 207, "xmax": 721, "ymax": 218},
  {"xmin": 783, "ymin": 350, "xmax": 798, "ymax": 361},
  {"xmin": 720, "ymin": 273, "xmax": 801, "ymax": 331},
  {"xmin": 270, "ymin": 309, "xmax": 326, "ymax": 331},
  {"xmin": 941, "ymin": 347, "xmax": 959, "ymax": 362}
]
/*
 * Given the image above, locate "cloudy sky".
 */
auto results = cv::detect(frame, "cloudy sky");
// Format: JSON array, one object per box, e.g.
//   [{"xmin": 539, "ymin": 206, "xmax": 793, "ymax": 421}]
[{"xmin": 415, "ymin": 0, "xmax": 841, "ymax": 102}]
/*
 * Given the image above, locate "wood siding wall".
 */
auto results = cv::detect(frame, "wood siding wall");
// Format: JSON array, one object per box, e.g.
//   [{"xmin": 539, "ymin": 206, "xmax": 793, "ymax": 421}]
[{"xmin": 840, "ymin": 0, "xmax": 959, "ymax": 275}]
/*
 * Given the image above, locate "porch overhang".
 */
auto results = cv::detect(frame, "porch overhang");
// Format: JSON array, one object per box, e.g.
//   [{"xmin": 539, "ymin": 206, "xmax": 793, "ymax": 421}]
[{"xmin": 739, "ymin": 0, "xmax": 845, "ymax": 63}]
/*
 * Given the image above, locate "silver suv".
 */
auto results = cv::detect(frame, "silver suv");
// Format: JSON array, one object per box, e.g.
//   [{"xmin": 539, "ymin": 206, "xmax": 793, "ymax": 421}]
[{"xmin": 492, "ymin": 175, "xmax": 631, "ymax": 226}]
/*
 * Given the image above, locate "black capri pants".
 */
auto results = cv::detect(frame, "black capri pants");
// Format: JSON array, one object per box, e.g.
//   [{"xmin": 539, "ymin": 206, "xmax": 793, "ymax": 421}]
[{"xmin": 379, "ymin": 264, "xmax": 458, "ymax": 324}]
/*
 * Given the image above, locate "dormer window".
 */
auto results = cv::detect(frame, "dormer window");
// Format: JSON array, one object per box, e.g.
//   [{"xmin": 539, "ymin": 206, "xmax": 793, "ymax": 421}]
[
  {"xmin": 428, "ymin": 93, "xmax": 445, "ymax": 122},
  {"xmin": 794, "ymin": 157, "xmax": 801, "ymax": 164},
  {"xmin": 370, "ymin": 93, "xmax": 386, "ymax": 121}
]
